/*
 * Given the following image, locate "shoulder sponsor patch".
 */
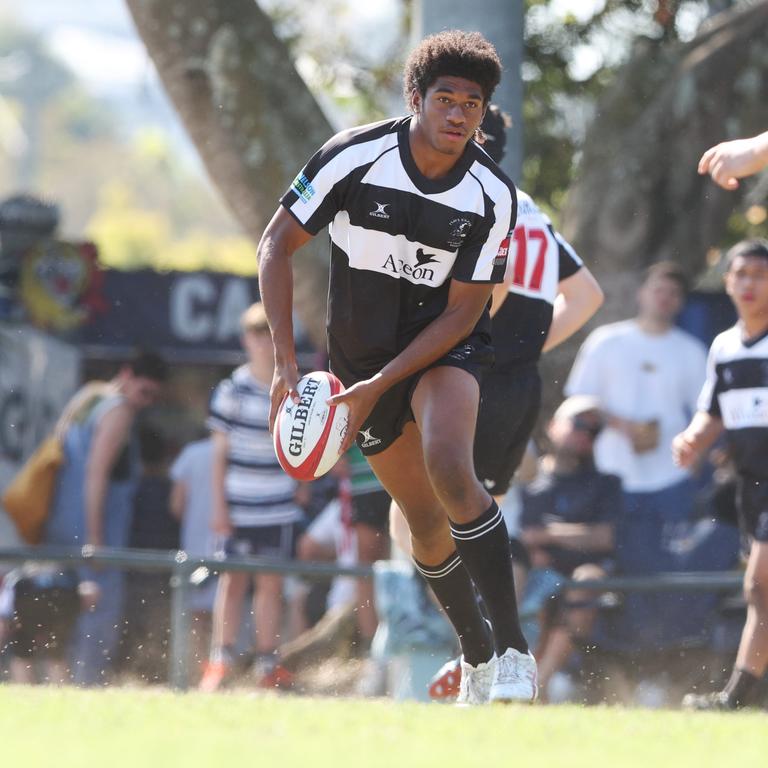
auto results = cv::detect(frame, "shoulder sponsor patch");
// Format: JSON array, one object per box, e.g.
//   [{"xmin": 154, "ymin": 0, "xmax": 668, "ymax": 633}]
[
  {"xmin": 291, "ymin": 173, "xmax": 316, "ymax": 204},
  {"xmin": 493, "ymin": 235, "xmax": 511, "ymax": 267}
]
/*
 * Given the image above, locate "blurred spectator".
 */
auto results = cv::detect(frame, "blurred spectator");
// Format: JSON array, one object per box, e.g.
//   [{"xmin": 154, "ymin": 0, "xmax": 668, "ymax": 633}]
[
  {"xmin": 565, "ymin": 262, "xmax": 707, "ymax": 648},
  {"xmin": 199, "ymin": 303, "xmax": 303, "ymax": 692},
  {"xmin": 519, "ymin": 396, "xmax": 621, "ymax": 700},
  {"xmin": 43, "ymin": 351, "xmax": 168, "ymax": 686},
  {"xmin": 271, "ymin": 473, "xmax": 361, "ymax": 684},
  {"xmin": 169, "ymin": 434, "xmax": 218, "ymax": 680},
  {"xmin": 121, "ymin": 426, "xmax": 179, "ymax": 682},
  {"xmin": 347, "ymin": 445, "xmax": 390, "ymax": 652},
  {"xmin": 0, "ymin": 563, "xmax": 79, "ymax": 684}
]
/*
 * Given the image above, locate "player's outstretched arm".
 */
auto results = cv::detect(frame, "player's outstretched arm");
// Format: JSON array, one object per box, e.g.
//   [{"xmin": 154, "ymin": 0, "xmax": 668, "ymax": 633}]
[
  {"xmin": 698, "ymin": 130, "xmax": 768, "ymax": 190},
  {"xmin": 542, "ymin": 267, "xmax": 604, "ymax": 353},
  {"xmin": 328, "ymin": 279, "xmax": 493, "ymax": 452},
  {"xmin": 672, "ymin": 411, "xmax": 723, "ymax": 469},
  {"xmin": 257, "ymin": 207, "xmax": 314, "ymax": 430}
]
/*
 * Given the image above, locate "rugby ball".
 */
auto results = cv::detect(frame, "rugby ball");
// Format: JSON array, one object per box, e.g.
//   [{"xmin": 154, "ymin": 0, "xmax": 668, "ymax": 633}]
[{"xmin": 273, "ymin": 371, "xmax": 349, "ymax": 481}]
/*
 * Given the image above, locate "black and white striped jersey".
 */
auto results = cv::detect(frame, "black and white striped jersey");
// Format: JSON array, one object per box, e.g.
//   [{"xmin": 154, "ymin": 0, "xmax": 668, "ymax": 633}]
[
  {"xmin": 280, "ymin": 116, "xmax": 515, "ymax": 378},
  {"xmin": 698, "ymin": 324, "xmax": 768, "ymax": 479},
  {"xmin": 491, "ymin": 190, "xmax": 582, "ymax": 370}
]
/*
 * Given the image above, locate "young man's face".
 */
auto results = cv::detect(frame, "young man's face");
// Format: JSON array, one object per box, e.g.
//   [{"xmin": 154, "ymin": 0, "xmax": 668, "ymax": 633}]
[
  {"xmin": 412, "ymin": 76, "xmax": 486, "ymax": 156},
  {"xmin": 637, "ymin": 274, "xmax": 685, "ymax": 325},
  {"xmin": 725, "ymin": 254, "xmax": 768, "ymax": 323}
]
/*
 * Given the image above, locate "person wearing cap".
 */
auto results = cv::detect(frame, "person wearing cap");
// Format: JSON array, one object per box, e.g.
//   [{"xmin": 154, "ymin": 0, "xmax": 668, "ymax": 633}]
[{"xmin": 519, "ymin": 396, "xmax": 622, "ymax": 700}]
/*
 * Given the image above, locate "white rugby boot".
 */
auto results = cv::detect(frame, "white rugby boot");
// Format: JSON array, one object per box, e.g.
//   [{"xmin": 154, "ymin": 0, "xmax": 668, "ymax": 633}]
[
  {"xmin": 489, "ymin": 647, "xmax": 538, "ymax": 703},
  {"xmin": 456, "ymin": 654, "xmax": 496, "ymax": 706}
]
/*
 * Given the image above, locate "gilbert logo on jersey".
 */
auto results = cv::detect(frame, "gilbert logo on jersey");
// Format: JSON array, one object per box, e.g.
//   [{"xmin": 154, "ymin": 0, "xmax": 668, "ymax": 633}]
[{"xmin": 369, "ymin": 202, "xmax": 391, "ymax": 219}]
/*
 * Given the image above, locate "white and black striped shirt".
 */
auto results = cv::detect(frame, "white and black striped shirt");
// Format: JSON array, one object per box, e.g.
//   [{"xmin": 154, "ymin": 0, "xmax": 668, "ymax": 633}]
[
  {"xmin": 280, "ymin": 116, "xmax": 515, "ymax": 379},
  {"xmin": 698, "ymin": 324, "xmax": 768, "ymax": 479},
  {"xmin": 208, "ymin": 366, "xmax": 301, "ymax": 527}
]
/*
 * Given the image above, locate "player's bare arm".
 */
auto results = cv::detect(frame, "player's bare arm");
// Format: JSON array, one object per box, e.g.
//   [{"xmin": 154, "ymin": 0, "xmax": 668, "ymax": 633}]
[
  {"xmin": 698, "ymin": 130, "xmax": 768, "ymax": 190},
  {"xmin": 329, "ymin": 279, "xmax": 493, "ymax": 452},
  {"xmin": 489, "ymin": 281, "xmax": 509, "ymax": 317},
  {"xmin": 257, "ymin": 207, "xmax": 313, "ymax": 429},
  {"xmin": 672, "ymin": 410, "xmax": 723, "ymax": 469},
  {"xmin": 542, "ymin": 267, "xmax": 603, "ymax": 353}
]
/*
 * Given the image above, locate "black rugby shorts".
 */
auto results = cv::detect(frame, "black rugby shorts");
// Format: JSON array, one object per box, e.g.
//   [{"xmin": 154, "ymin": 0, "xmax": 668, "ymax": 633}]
[
  {"xmin": 332, "ymin": 333, "xmax": 494, "ymax": 457},
  {"xmin": 473, "ymin": 363, "xmax": 541, "ymax": 497}
]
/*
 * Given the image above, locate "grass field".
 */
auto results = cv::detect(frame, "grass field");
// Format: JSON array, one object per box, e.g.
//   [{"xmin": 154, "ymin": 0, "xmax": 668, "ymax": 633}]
[{"xmin": 1, "ymin": 686, "xmax": 766, "ymax": 768}]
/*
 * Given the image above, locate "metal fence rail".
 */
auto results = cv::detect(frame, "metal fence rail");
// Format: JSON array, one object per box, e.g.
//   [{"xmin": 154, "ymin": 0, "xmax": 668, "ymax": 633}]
[{"xmin": 0, "ymin": 546, "xmax": 745, "ymax": 691}]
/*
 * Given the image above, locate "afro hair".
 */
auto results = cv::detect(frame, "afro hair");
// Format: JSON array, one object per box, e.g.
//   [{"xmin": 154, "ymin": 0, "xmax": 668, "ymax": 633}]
[{"xmin": 403, "ymin": 30, "xmax": 502, "ymax": 110}]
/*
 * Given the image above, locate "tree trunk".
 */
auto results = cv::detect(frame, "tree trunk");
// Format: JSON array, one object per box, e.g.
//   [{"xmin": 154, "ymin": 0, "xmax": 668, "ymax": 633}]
[
  {"xmin": 125, "ymin": 0, "xmax": 334, "ymax": 347},
  {"xmin": 541, "ymin": 1, "xmax": 768, "ymax": 412}
]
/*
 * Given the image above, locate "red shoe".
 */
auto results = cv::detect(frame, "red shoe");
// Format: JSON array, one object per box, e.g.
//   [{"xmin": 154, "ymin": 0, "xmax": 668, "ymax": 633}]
[
  {"xmin": 428, "ymin": 657, "xmax": 462, "ymax": 700},
  {"xmin": 199, "ymin": 660, "xmax": 233, "ymax": 693},
  {"xmin": 257, "ymin": 663, "xmax": 295, "ymax": 690}
]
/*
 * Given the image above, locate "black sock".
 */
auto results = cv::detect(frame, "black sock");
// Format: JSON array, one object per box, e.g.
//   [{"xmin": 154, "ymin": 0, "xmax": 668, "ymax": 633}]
[
  {"xmin": 724, "ymin": 667, "xmax": 761, "ymax": 706},
  {"xmin": 413, "ymin": 552, "xmax": 494, "ymax": 666},
  {"xmin": 450, "ymin": 501, "xmax": 528, "ymax": 655}
]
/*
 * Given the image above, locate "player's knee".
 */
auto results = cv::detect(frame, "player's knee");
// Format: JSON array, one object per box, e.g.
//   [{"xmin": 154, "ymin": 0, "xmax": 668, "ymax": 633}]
[
  {"xmin": 423, "ymin": 448, "xmax": 476, "ymax": 508},
  {"xmin": 401, "ymin": 506, "xmax": 446, "ymax": 546}
]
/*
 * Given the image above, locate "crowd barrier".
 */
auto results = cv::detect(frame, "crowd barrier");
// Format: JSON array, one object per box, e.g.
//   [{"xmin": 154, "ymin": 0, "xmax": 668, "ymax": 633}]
[{"xmin": 0, "ymin": 546, "xmax": 744, "ymax": 691}]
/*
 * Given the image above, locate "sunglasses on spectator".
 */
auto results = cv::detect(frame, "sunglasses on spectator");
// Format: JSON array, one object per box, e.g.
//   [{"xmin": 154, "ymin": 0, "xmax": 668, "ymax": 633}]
[{"xmin": 571, "ymin": 417, "xmax": 602, "ymax": 437}]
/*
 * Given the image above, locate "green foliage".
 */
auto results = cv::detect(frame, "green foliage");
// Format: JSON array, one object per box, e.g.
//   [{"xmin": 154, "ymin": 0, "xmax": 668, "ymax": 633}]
[
  {"xmin": 87, "ymin": 182, "xmax": 257, "ymax": 275},
  {"xmin": 520, "ymin": 0, "xmax": 717, "ymax": 214},
  {"xmin": 261, "ymin": 0, "xmax": 411, "ymax": 124},
  {"xmin": 0, "ymin": 23, "xmax": 257, "ymax": 276}
]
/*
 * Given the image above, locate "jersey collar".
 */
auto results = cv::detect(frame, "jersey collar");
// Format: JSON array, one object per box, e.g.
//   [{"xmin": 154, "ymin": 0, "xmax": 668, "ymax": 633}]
[{"xmin": 398, "ymin": 116, "xmax": 476, "ymax": 195}]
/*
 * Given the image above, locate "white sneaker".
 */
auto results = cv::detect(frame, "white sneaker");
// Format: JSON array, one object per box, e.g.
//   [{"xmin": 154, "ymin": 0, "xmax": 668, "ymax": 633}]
[
  {"xmin": 489, "ymin": 648, "xmax": 538, "ymax": 703},
  {"xmin": 456, "ymin": 654, "xmax": 496, "ymax": 706}
]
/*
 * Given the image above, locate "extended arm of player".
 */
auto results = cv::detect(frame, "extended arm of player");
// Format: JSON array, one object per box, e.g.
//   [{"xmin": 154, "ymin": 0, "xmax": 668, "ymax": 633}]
[
  {"xmin": 542, "ymin": 267, "xmax": 603, "ymax": 353},
  {"xmin": 698, "ymin": 130, "xmax": 768, "ymax": 190},
  {"xmin": 257, "ymin": 207, "xmax": 314, "ymax": 428},
  {"xmin": 328, "ymin": 278, "xmax": 494, "ymax": 452},
  {"xmin": 671, "ymin": 410, "xmax": 724, "ymax": 469}
]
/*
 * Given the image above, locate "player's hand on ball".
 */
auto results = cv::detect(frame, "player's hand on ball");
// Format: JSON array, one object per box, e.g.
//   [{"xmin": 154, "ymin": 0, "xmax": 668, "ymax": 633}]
[
  {"xmin": 269, "ymin": 358, "xmax": 300, "ymax": 432},
  {"xmin": 327, "ymin": 375, "xmax": 385, "ymax": 454}
]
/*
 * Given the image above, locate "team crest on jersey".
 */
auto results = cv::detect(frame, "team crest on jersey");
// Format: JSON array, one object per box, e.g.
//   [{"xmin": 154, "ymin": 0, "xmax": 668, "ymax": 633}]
[
  {"xmin": 447, "ymin": 217, "xmax": 472, "ymax": 248},
  {"xmin": 369, "ymin": 202, "xmax": 391, "ymax": 219},
  {"xmin": 292, "ymin": 173, "xmax": 316, "ymax": 203}
]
